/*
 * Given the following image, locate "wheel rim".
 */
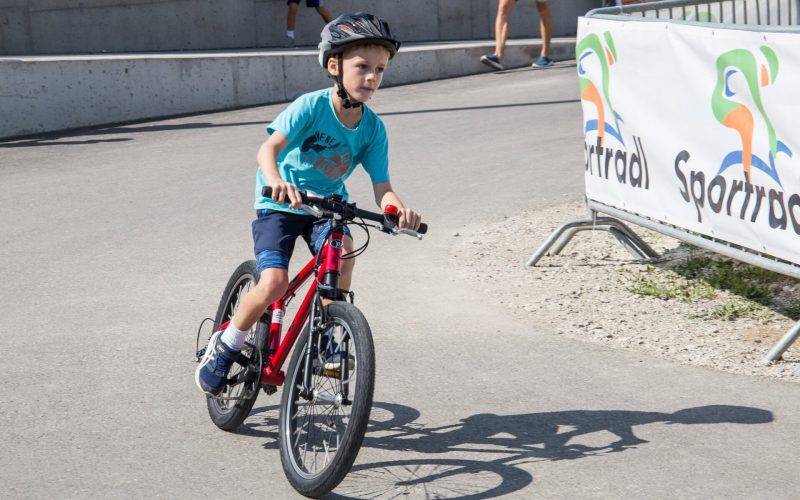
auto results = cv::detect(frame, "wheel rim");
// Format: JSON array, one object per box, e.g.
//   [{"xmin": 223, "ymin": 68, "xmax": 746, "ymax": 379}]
[
  {"xmin": 213, "ymin": 273, "xmax": 258, "ymax": 412},
  {"xmin": 283, "ymin": 318, "xmax": 358, "ymax": 479}
]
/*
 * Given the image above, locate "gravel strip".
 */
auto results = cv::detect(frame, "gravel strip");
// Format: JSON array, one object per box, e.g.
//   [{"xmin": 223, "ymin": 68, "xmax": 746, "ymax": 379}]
[{"xmin": 449, "ymin": 201, "xmax": 800, "ymax": 383}]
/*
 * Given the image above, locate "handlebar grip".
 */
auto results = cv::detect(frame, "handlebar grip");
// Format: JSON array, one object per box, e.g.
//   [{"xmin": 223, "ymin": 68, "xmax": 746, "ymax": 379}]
[
  {"xmin": 261, "ymin": 185, "xmax": 310, "ymax": 204},
  {"xmin": 417, "ymin": 223, "xmax": 428, "ymax": 234}
]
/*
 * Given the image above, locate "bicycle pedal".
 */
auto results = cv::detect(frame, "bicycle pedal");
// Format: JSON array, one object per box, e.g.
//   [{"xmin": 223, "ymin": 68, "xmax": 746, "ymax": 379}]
[
  {"xmin": 227, "ymin": 370, "xmax": 256, "ymax": 387},
  {"xmin": 195, "ymin": 347, "xmax": 206, "ymax": 361},
  {"xmin": 321, "ymin": 368, "xmax": 342, "ymax": 378}
]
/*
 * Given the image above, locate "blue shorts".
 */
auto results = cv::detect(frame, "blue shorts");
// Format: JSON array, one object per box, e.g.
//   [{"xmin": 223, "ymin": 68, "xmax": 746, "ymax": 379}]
[
  {"xmin": 287, "ymin": 0, "xmax": 323, "ymax": 7},
  {"xmin": 252, "ymin": 209, "xmax": 350, "ymax": 274}
]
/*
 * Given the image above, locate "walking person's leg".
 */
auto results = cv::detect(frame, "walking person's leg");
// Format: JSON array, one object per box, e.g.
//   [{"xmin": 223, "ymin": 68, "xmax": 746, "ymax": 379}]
[
  {"xmin": 315, "ymin": 6, "xmax": 333, "ymax": 23},
  {"xmin": 532, "ymin": 0, "xmax": 554, "ymax": 67},
  {"xmin": 481, "ymin": 0, "xmax": 515, "ymax": 71},
  {"xmin": 286, "ymin": 0, "xmax": 300, "ymax": 47},
  {"xmin": 494, "ymin": 0, "xmax": 515, "ymax": 60}
]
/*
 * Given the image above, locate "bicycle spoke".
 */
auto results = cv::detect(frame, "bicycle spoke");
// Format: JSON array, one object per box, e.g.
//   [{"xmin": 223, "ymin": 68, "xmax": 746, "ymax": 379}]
[
  {"xmin": 323, "ymin": 439, "xmax": 331, "ymax": 468},
  {"xmin": 280, "ymin": 305, "xmax": 374, "ymax": 494},
  {"xmin": 289, "ymin": 362, "xmax": 350, "ymax": 474}
]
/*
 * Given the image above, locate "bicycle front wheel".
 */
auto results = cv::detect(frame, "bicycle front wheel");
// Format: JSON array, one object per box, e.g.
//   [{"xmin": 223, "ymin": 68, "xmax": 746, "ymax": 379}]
[{"xmin": 279, "ymin": 302, "xmax": 375, "ymax": 498}]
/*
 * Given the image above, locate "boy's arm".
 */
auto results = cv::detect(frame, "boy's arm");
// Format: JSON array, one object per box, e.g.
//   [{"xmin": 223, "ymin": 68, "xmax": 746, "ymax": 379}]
[
  {"xmin": 372, "ymin": 181, "xmax": 422, "ymax": 230},
  {"xmin": 257, "ymin": 131, "xmax": 302, "ymax": 208}
]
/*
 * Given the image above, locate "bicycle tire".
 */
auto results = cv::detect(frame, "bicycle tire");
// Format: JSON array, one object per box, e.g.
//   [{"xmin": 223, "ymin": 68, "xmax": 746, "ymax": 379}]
[
  {"xmin": 206, "ymin": 260, "xmax": 268, "ymax": 431},
  {"xmin": 279, "ymin": 302, "xmax": 375, "ymax": 497}
]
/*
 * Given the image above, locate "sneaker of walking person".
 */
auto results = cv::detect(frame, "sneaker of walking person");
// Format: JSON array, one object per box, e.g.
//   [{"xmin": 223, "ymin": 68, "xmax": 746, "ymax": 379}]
[
  {"xmin": 285, "ymin": 33, "xmax": 296, "ymax": 48},
  {"xmin": 480, "ymin": 54, "xmax": 504, "ymax": 71},
  {"xmin": 532, "ymin": 55, "xmax": 553, "ymax": 67},
  {"xmin": 195, "ymin": 329, "xmax": 240, "ymax": 396}
]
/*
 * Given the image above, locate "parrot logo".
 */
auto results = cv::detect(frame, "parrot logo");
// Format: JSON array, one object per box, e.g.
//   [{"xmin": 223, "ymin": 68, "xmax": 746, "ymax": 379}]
[
  {"xmin": 577, "ymin": 31, "xmax": 624, "ymax": 147},
  {"xmin": 712, "ymin": 46, "xmax": 791, "ymax": 186}
]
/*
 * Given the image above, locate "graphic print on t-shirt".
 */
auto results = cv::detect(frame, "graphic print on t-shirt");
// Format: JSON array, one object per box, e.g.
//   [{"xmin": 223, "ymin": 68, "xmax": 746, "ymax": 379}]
[{"xmin": 300, "ymin": 131, "xmax": 353, "ymax": 181}]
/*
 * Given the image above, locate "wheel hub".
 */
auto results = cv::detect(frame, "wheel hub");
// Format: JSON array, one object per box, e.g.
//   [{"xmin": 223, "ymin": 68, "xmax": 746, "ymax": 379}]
[{"xmin": 312, "ymin": 389, "xmax": 344, "ymax": 409}]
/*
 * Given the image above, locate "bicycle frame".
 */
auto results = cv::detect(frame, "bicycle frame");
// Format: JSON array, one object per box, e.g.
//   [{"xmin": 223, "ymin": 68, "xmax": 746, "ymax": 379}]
[{"xmin": 259, "ymin": 221, "xmax": 346, "ymax": 387}]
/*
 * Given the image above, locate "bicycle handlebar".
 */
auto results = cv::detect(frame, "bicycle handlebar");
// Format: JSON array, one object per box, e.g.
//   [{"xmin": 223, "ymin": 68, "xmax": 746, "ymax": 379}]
[{"xmin": 261, "ymin": 186, "xmax": 428, "ymax": 235}]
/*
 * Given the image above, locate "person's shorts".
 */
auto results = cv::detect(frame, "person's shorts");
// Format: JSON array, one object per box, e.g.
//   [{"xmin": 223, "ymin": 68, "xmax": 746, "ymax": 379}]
[
  {"xmin": 287, "ymin": 0, "xmax": 324, "ymax": 7},
  {"xmin": 252, "ymin": 209, "xmax": 350, "ymax": 273}
]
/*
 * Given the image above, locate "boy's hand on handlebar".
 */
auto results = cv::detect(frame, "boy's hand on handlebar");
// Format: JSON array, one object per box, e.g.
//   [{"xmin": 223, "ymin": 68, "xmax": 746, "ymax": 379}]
[
  {"xmin": 397, "ymin": 208, "xmax": 422, "ymax": 231},
  {"xmin": 268, "ymin": 179, "xmax": 302, "ymax": 209}
]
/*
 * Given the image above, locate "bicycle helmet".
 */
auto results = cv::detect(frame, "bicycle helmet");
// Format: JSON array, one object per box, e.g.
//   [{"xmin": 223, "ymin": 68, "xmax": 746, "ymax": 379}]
[
  {"xmin": 318, "ymin": 13, "xmax": 401, "ymax": 109},
  {"xmin": 318, "ymin": 13, "xmax": 401, "ymax": 68}
]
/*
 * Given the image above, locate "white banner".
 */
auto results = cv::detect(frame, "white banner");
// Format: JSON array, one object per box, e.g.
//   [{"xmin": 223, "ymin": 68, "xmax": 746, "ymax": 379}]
[{"xmin": 577, "ymin": 17, "xmax": 800, "ymax": 265}]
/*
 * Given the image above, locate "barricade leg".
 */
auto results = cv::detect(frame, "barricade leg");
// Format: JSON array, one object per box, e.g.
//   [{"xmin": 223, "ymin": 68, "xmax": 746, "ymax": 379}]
[
  {"xmin": 526, "ymin": 217, "xmax": 595, "ymax": 267},
  {"xmin": 603, "ymin": 219, "xmax": 660, "ymax": 259},
  {"xmin": 608, "ymin": 226, "xmax": 650, "ymax": 260},
  {"xmin": 550, "ymin": 225, "xmax": 591, "ymax": 255},
  {"xmin": 527, "ymin": 215, "xmax": 658, "ymax": 267},
  {"xmin": 762, "ymin": 321, "xmax": 800, "ymax": 364}
]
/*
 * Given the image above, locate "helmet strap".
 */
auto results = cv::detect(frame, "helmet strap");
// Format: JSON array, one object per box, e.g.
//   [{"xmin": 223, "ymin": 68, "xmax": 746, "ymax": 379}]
[{"xmin": 335, "ymin": 53, "xmax": 362, "ymax": 109}]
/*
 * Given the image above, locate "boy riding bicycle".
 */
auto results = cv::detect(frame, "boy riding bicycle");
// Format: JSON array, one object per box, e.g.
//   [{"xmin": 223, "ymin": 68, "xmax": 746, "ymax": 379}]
[{"xmin": 197, "ymin": 12, "xmax": 422, "ymax": 395}]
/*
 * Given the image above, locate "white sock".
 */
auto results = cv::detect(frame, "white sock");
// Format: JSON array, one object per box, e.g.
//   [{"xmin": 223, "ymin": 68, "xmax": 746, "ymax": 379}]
[
  {"xmin": 286, "ymin": 31, "xmax": 295, "ymax": 38},
  {"xmin": 220, "ymin": 322, "xmax": 248, "ymax": 351}
]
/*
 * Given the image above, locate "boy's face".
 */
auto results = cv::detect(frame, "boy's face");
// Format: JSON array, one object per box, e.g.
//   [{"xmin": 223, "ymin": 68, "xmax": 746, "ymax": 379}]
[{"xmin": 328, "ymin": 45, "xmax": 391, "ymax": 104}]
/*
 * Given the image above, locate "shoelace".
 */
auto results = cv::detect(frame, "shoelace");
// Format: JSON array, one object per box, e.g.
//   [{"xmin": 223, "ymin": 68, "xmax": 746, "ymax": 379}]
[{"xmin": 210, "ymin": 347, "xmax": 235, "ymax": 377}]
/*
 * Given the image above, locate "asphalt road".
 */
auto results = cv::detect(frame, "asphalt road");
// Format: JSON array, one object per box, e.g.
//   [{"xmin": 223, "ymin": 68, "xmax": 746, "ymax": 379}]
[{"xmin": 2, "ymin": 66, "xmax": 799, "ymax": 499}]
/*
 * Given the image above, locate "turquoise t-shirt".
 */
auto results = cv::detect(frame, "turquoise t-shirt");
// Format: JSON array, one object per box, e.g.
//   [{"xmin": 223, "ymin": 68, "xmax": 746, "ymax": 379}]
[{"xmin": 255, "ymin": 87, "xmax": 390, "ymax": 214}]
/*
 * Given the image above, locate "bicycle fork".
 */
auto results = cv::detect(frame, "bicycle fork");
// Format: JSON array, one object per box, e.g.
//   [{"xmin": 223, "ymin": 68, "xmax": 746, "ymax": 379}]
[{"xmin": 300, "ymin": 294, "xmax": 322, "ymax": 399}]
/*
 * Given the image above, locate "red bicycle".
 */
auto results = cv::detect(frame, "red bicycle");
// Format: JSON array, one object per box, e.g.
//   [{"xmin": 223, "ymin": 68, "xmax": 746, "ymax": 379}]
[{"xmin": 196, "ymin": 187, "xmax": 427, "ymax": 497}]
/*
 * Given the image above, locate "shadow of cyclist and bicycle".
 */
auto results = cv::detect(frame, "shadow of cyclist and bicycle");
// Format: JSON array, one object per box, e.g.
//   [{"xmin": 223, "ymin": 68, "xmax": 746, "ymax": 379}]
[{"xmin": 240, "ymin": 401, "xmax": 771, "ymax": 498}]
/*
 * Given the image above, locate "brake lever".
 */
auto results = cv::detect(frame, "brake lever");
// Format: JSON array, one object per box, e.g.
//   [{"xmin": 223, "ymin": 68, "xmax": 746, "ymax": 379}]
[
  {"xmin": 393, "ymin": 227, "xmax": 424, "ymax": 240},
  {"xmin": 360, "ymin": 221, "xmax": 423, "ymax": 239},
  {"xmin": 301, "ymin": 203, "xmax": 324, "ymax": 218}
]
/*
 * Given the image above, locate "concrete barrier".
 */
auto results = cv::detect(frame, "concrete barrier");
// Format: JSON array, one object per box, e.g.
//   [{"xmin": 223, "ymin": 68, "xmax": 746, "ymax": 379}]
[
  {"xmin": 0, "ymin": 38, "xmax": 575, "ymax": 139},
  {"xmin": 0, "ymin": 0, "xmax": 596, "ymax": 54}
]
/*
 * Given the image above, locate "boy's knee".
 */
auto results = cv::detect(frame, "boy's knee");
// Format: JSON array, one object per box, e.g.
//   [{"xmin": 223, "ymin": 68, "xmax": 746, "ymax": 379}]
[
  {"xmin": 256, "ymin": 270, "xmax": 288, "ymax": 300},
  {"xmin": 341, "ymin": 238, "xmax": 356, "ymax": 272}
]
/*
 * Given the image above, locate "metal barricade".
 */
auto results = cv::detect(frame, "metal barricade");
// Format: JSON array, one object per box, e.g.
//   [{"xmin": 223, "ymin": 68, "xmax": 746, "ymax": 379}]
[
  {"xmin": 530, "ymin": 0, "xmax": 800, "ymax": 363},
  {"xmin": 594, "ymin": 0, "xmax": 800, "ymax": 27}
]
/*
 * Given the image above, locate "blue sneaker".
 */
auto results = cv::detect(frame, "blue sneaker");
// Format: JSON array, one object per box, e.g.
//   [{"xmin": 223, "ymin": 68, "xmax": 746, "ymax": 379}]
[
  {"xmin": 480, "ymin": 54, "xmax": 504, "ymax": 71},
  {"xmin": 532, "ymin": 56, "xmax": 553, "ymax": 67},
  {"xmin": 319, "ymin": 332, "xmax": 355, "ymax": 373},
  {"xmin": 195, "ymin": 329, "xmax": 240, "ymax": 396}
]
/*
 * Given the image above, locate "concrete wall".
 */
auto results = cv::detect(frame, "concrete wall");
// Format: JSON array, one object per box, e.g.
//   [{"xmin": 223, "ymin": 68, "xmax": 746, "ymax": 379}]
[
  {"xmin": 0, "ymin": 39, "xmax": 576, "ymax": 138},
  {"xmin": 0, "ymin": 0, "xmax": 597, "ymax": 55}
]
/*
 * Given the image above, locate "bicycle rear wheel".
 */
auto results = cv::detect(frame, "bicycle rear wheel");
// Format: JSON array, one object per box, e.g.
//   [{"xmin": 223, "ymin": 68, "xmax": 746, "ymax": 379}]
[
  {"xmin": 279, "ymin": 302, "xmax": 375, "ymax": 497},
  {"xmin": 206, "ymin": 260, "xmax": 267, "ymax": 431}
]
